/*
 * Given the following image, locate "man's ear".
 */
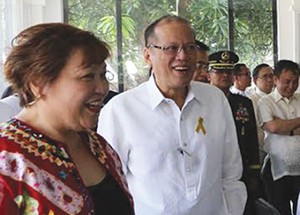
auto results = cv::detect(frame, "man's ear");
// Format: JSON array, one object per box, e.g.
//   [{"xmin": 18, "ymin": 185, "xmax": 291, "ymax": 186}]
[
  {"xmin": 274, "ymin": 75, "xmax": 279, "ymax": 85},
  {"xmin": 144, "ymin": 47, "xmax": 152, "ymax": 66},
  {"xmin": 233, "ymin": 75, "xmax": 238, "ymax": 81},
  {"xmin": 253, "ymin": 78, "xmax": 258, "ymax": 85},
  {"xmin": 207, "ymin": 72, "xmax": 211, "ymax": 82}
]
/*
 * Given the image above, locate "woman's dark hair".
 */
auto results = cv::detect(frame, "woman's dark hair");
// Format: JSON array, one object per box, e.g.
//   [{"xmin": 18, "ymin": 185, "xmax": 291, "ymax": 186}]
[{"xmin": 4, "ymin": 23, "xmax": 110, "ymax": 107}]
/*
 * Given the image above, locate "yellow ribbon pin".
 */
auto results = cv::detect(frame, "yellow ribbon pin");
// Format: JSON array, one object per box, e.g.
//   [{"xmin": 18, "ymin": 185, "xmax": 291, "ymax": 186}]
[
  {"xmin": 48, "ymin": 210, "xmax": 55, "ymax": 215},
  {"xmin": 195, "ymin": 117, "xmax": 206, "ymax": 135}
]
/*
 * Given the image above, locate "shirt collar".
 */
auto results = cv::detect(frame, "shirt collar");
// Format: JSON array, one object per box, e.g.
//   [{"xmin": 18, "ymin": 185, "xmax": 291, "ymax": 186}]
[
  {"xmin": 189, "ymin": 81, "xmax": 203, "ymax": 104},
  {"xmin": 273, "ymin": 88, "xmax": 296, "ymax": 103},
  {"xmin": 146, "ymin": 75, "xmax": 196, "ymax": 110},
  {"xmin": 230, "ymin": 85, "xmax": 247, "ymax": 96},
  {"xmin": 147, "ymin": 75, "xmax": 165, "ymax": 110},
  {"xmin": 185, "ymin": 84, "xmax": 196, "ymax": 105},
  {"xmin": 255, "ymin": 87, "xmax": 268, "ymax": 98}
]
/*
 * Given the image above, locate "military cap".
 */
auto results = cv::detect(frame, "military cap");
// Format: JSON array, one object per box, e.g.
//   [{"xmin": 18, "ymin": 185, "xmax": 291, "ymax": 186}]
[{"xmin": 208, "ymin": 50, "xmax": 239, "ymax": 70}]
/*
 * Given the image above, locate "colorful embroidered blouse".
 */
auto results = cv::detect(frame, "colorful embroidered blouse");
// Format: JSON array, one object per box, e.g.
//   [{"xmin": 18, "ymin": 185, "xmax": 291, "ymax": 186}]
[{"xmin": 0, "ymin": 118, "xmax": 133, "ymax": 215}]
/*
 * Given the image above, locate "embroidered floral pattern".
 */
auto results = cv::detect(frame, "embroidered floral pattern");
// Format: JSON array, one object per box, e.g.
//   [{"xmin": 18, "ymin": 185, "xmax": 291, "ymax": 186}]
[
  {"xmin": 0, "ymin": 120, "xmax": 73, "ymax": 168},
  {"xmin": 0, "ymin": 119, "xmax": 133, "ymax": 214},
  {"xmin": 14, "ymin": 191, "xmax": 39, "ymax": 215},
  {"xmin": 0, "ymin": 151, "xmax": 83, "ymax": 214}
]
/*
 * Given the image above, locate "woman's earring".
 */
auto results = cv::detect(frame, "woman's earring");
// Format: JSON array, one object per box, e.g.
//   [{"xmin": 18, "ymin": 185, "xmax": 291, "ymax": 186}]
[{"xmin": 27, "ymin": 95, "xmax": 40, "ymax": 106}]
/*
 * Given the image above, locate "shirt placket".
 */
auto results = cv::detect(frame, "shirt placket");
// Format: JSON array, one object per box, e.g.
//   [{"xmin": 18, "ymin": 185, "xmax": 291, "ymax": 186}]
[{"xmin": 179, "ymin": 111, "xmax": 197, "ymax": 201}]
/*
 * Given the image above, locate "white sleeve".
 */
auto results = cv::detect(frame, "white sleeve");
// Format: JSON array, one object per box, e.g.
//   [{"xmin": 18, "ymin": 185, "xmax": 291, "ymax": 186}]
[
  {"xmin": 0, "ymin": 102, "xmax": 15, "ymax": 123},
  {"xmin": 97, "ymin": 101, "xmax": 130, "ymax": 174},
  {"xmin": 257, "ymin": 97, "xmax": 273, "ymax": 126}
]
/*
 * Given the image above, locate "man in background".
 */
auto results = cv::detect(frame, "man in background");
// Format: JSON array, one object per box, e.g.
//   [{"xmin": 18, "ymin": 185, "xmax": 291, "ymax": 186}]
[
  {"xmin": 192, "ymin": 40, "xmax": 209, "ymax": 83},
  {"xmin": 230, "ymin": 63, "xmax": 252, "ymax": 97},
  {"xmin": 208, "ymin": 50, "xmax": 261, "ymax": 215},
  {"xmin": 0, "ymin": 85, "xmax": 22, "ymax": 123},
  {"xmin": 257, "ymin": 60, "xmax": 300, "ymax": 215},
  {"xmin": 249, "ymin": 63, "xmax": 274, "ymax": 164}
]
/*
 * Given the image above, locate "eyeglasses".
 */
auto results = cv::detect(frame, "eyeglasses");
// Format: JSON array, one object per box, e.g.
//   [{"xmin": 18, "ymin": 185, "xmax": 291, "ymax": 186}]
[
  {"xmin": 196, "ymin": 62, "xmax": 209, "ymax": 70},
  {"xmin": 257, "ymin": 73, "xmax": 274, "ymax": 80},
  {"xmin": 147, "ymin": 43, "xmax": 197, "ymax": 55}
]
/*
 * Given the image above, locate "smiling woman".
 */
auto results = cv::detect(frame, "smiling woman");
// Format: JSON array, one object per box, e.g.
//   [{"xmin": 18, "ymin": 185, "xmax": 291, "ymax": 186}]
[{"xmin": 0, "ymin": 23, "xmax": 134, "ymax": 215}]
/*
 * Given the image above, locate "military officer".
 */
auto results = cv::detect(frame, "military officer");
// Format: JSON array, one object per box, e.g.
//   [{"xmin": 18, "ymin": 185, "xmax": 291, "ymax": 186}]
[{"xmin": 208, "ymin": 50, "xmax": 261, "ymax": 215}]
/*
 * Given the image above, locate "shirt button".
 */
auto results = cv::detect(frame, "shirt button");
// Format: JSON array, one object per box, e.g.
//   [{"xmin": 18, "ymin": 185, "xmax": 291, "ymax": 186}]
[
  {"xmin": 186, "ymin": 168, "xmax": 191, "ymax": 172},
  {"xmin": 183, "ymin": 143, "xmax": 187, "ymax": 147}
]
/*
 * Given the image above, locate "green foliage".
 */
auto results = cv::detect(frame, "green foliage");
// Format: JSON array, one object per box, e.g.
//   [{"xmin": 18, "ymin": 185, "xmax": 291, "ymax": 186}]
[
  {"xmin": 67, "ymin": 0, "xmax": 274, "ymax": 89},
  {"xmin": 97, "ymin": 15, "xmax": 135, "ymax": 44},
  {"xmin": 188, "ymin": 0, "xmax": 273, "ymax": 69},
  {"xmin": 232, "ymin": 0, "xmax": 273, "ymax": 68}
]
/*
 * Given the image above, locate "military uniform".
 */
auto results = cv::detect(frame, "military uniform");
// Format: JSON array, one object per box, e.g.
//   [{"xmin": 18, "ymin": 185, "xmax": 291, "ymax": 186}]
[
  {"xmin": 209, "ymin": 50, "xmax": 261, "ymax": 215},
  {"xmin": 228, "ymin": 94, "xmax": 261, "ymax": 215},
  {"xmin": 228, "ymin": 93, "xmax": 261, "ymax": 185}
]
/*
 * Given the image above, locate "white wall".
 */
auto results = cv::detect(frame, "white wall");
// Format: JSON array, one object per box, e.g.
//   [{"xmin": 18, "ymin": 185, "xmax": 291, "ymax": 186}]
[
  {"xmin": 292, "ymin": 0, "xmax": 300, "ymax": 64},
  {"xmin": 277, "ymin": 0, "xmax": 300, "ymax": 92},
  {"xmin": 277, "ymin": 0, "xmax": 300, "ymax": 63},
  {"xmin": 0, "ymin": 0, "xmax": 64, "ymax": 93},
  {"xmin": 12, "ymin": 0, "xmax": 63, "ymax": 37}
]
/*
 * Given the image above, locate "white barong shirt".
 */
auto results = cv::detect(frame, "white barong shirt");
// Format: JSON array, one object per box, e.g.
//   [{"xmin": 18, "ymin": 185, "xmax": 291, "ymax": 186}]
[
  {"xmin": 0, "ymin": 95, "xmax": 21, "ymax": 123},
  {"xmin": 98, "ymin": 76, "xmax": 246, "ymax": 215},
  {"xmin": 257, "ymin": 88, "xmax": 300, "ymax": 180}
]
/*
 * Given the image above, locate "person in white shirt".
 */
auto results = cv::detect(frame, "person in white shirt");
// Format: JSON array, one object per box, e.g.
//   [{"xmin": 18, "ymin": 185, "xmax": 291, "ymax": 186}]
[
  {"xmin": 0, "ymin": 94, "xmax": 22, "ymax": 123},
  {"xmin": 230, "ymin": 63, "xmax": 252, "ymax": 97},
  {"xmin": 257, "ymin": 59, "xmax": 300, "ymax": 215},
  {"xmin": 1, "ymin": 85, "xmax": 14, "ymax": 99},
  {"xmin": 249, "ymin": 63, "xmax": 274, "ymax": 164},
  {"xmin": 0, "ymin": 101, "xmax": 13, "ymax": 123},
  {"xmin": 98, "ymin": 15, "xmax": 246, "ymax": 215}
]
